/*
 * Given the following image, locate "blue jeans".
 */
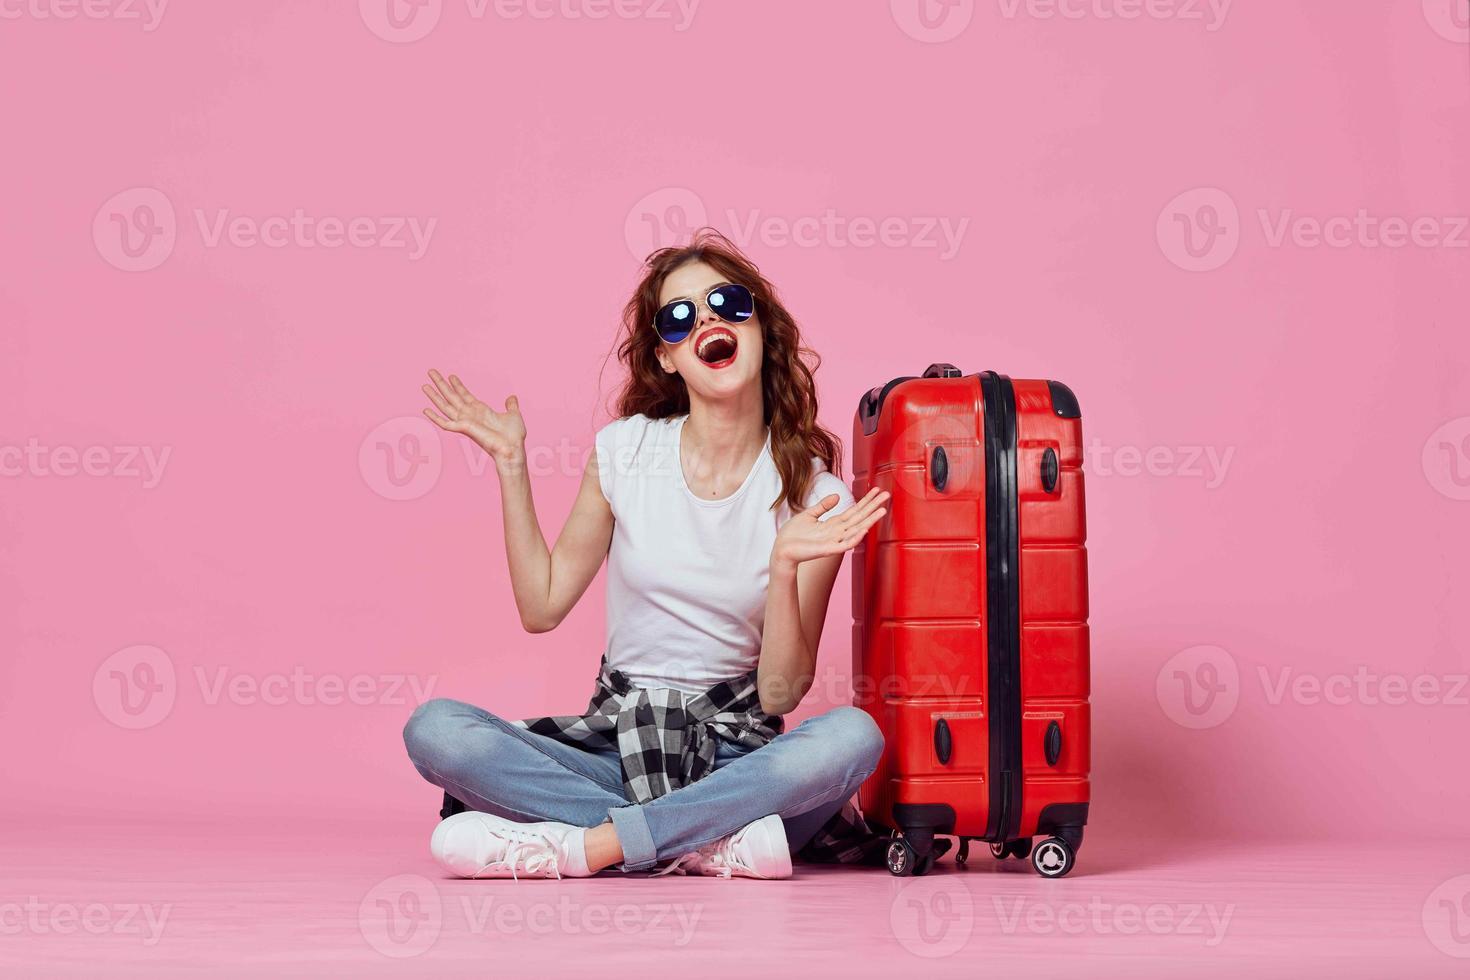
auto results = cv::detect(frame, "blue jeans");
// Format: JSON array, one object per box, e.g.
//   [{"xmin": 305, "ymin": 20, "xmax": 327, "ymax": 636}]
[{"xmin": 402, "ymin": 698, "xmax": 884, "ymax": 872}]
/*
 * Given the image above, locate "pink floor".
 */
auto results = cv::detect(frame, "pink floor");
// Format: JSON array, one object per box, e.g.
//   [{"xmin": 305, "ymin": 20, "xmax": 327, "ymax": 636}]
[{"xmin": 3, "ymin": 813, "xmax": 1466, "ymax": 977}]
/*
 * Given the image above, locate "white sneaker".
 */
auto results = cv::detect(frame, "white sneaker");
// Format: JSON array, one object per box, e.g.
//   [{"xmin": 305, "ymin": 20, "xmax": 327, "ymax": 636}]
[
  {"xmin": 651, "ymin": 813, "xmax": 793, "ymax": 880},
  {"xmin": 429, "ymin": 810, "xmax": 582, "ymax": 880}
]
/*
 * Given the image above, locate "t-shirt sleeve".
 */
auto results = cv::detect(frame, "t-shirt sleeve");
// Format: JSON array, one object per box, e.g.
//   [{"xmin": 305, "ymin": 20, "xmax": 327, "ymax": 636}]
[
  {"xmin": 593, "ymin": 418, "xmax": 622, "ymax": 505},
  {"xmin": 804, "ymin": 458, "xmax": 856, "ymax": 522}
]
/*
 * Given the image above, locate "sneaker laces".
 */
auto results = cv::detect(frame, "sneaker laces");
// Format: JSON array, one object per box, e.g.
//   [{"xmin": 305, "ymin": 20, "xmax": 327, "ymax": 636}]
[
  {"xmin": 649, "ymin": 830, "xmax": 756, "ymax": 880},
  {"xmin": 473, "ymin": 822, "xmax": 565, "ymax": 881}
]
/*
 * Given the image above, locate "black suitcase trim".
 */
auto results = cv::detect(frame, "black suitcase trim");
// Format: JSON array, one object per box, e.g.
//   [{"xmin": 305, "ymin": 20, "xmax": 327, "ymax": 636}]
[{"xmin": 980, "ymin": 371, "xmax": 1024, "ymax": 844}]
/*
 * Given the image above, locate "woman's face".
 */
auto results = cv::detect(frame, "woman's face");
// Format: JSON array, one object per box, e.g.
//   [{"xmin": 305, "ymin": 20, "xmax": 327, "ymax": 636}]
[{"xmin": 653, "ymin": 260, "xmax": 763, "ymax": 396}]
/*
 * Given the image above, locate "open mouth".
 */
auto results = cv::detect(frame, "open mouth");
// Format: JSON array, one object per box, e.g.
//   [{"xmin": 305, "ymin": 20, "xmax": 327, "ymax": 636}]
[{"xmin": 695, "ymin": 327, "xmax": 739, "ymax": 368}]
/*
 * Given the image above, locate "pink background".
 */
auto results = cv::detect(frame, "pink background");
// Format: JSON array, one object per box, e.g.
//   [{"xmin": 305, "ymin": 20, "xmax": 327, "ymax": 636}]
[{"xmin": 2, "ymin": 6, "xmax": 1468, "ymax": 968}]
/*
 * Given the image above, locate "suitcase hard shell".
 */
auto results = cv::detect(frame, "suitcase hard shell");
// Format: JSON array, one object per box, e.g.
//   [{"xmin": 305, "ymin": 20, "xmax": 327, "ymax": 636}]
[{"xmin": 851, "ymin": 363, "xmax": 1090, "ymax": 878}]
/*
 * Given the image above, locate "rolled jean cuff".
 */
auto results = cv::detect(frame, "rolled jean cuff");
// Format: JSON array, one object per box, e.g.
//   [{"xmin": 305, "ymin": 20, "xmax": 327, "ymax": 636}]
[{"xmin": 607, "ymin": 803, "xmax": 657, "ymax": 871}]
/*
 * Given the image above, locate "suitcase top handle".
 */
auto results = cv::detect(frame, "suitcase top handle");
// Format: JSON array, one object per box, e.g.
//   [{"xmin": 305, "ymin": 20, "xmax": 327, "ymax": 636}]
[{"xmin": 923, "ymin": 363, "xmax": 962, "ymax": 378}]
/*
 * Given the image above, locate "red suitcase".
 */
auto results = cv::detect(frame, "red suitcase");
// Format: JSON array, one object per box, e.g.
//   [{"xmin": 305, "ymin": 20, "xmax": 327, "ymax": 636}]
[{"xmin": 851, "ymin": 363, "xmax": 1090, "ymax": 877}]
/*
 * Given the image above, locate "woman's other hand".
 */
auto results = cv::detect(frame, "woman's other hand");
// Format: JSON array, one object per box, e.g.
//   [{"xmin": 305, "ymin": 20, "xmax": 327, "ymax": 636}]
[
  {"xmin": 771, "ymin": 487, "xmax": 889, "ymax": 575},
  {"xmin": 421, "ymin": 369, "xmax": 527, "ymax": 469}
]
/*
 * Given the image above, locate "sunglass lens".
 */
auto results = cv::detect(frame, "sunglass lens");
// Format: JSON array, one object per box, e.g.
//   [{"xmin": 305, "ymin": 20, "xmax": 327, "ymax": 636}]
[
  {"xmin": 655, "ymin": 300, "xmax": 697, "ymax": 342},
  {"xmin": 709, "ymin": 284, "xmax": 754, "ymax": 323}
]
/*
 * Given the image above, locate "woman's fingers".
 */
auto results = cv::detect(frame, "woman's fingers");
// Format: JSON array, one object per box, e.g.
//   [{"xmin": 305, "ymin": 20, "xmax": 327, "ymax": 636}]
[
  {"xmin": 835, "ymin": 488, "xmax": 890, "ymax": 528},
  {"xmin": 836, "ymin": 507, "xmax": 886, "ymax": 548},
  {"xmin": 805, "ymin": 492, "xmax": 841, "ymax": 516},
  {"xmin": 422, "ymin": 407, "xmax": 459, "ymax": 431},
  {"xmin": 422, "ymin": 382, "xmax": 456, "ymax": 419},
  {"xmin": 448, "ymin": 373, "xmax": 476, "ymax": 404},
  {"xmin": 427, "ymin": 369, "xmax": 463, "ymax": 411}
]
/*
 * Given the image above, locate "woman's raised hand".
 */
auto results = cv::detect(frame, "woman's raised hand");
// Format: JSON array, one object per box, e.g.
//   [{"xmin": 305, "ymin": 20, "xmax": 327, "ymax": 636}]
[
  {"xmin": 421, "ymin": 369, "xmax": 527, "ymax": 467},
  {"xmin": 771, "ymin": 486, "xmax": 890, "ymax": 572}
]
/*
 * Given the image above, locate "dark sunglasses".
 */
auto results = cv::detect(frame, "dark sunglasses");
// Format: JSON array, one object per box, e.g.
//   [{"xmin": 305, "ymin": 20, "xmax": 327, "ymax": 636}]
[{"xmin": 652, "ymin": 283, "xmax": 755, "ymax": 344}]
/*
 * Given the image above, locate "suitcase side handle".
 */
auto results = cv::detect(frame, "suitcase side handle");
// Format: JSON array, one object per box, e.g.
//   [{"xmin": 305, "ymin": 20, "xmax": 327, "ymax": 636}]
[
  {"xmin": 934, "ymin": 717, "xmax": 953, "ymax": 765},
  {"xmin": 922, "ymin": 362, "xmax": 962, "ymax": 378}
]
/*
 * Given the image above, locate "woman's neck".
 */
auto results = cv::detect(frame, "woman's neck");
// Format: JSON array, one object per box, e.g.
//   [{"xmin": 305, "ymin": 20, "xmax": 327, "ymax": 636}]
[{"xmin": 682, "ymin": 393, "xmax": 767, "ymax": 471}]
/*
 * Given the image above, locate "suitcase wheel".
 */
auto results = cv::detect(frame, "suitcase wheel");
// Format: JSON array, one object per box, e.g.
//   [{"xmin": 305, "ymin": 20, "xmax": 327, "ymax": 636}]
[
  {"xmin": 955, "ymin": 839, "xmax": 970, "ymax": 866},
  {"xmin": 887, "ymin": 837, "xmax": 950, "ymax": 876},
  {"xmin": 886, "ymin": 839, "xmax": 917, "ymax": 876},
  {"xmin": 1031, "ymin": 836, "xmax": 1076, "ymax": 878},
  {"xmin": 988, "ymin": 838, "xmax": 1033, "ymax": 861}
]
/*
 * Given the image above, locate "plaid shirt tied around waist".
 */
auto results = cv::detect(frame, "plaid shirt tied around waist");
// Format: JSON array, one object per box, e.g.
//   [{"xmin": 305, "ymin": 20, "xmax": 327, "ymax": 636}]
[{"xmin": 510, "ymin": 655, "xmax": 887, "ymax": 866}]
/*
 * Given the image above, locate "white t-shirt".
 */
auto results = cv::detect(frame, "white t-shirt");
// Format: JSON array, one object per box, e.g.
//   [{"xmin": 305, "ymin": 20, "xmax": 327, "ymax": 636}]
[{"xmin": 594, "ymin": 412, "xmax": 857, "ymax": 694}]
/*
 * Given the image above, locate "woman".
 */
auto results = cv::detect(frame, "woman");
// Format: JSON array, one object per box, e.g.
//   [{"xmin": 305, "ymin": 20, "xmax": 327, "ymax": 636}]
[{"xmin": 403, "ymin": 229, "xmax": 891, "ymax": 880}]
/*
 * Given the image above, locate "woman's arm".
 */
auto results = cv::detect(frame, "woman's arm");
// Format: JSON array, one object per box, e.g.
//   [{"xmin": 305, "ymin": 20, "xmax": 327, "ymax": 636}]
[
  {"xmin": 758, "ymin": 487, "xmax": 889, "ymax": 715},
  {"xmin": 421, "ymin": 370, "xmax": 613, "ymax": 634}
]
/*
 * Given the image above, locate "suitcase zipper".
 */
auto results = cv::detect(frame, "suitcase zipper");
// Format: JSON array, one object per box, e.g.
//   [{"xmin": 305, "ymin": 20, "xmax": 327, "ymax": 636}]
[{"xmin": 980, "ymin": 370, "xmax": 1024, "ymax": 844}]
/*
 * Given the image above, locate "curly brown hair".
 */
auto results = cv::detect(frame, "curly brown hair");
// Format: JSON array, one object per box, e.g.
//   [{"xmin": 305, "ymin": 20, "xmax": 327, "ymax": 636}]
[{"xmin": 602, "ymin": 228, "xmax": 842, "ymax": 514}]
